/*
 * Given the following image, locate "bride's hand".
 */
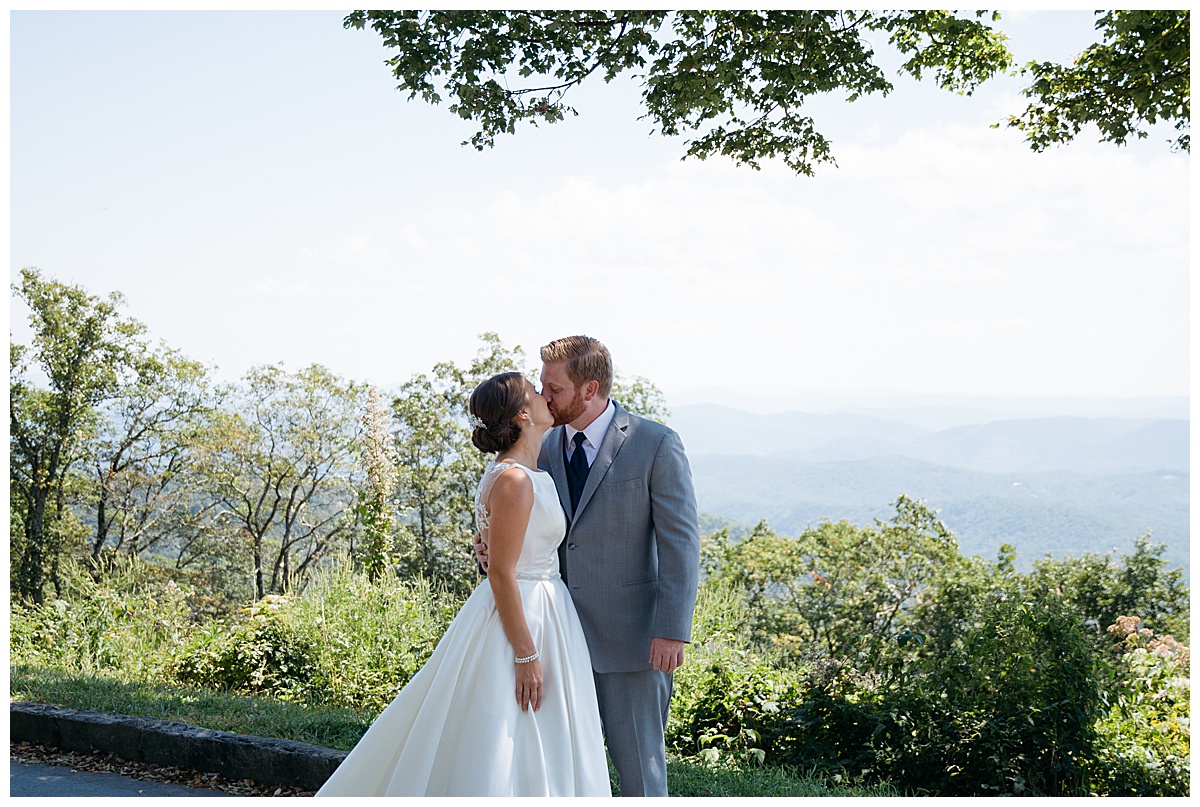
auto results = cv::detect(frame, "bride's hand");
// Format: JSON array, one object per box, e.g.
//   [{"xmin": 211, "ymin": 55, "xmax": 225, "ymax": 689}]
[{"xmin": 515, "ymin": 659, "xmax": 543, "ymax": 712}]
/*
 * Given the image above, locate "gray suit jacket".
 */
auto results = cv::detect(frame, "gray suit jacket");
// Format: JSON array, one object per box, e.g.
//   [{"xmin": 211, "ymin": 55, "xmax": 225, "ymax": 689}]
[{"xmin": 540, "ymin": 402, "xmax": 700, "ymax": 673}]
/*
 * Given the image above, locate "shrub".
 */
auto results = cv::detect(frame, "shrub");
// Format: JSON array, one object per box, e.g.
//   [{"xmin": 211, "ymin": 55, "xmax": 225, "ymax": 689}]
[
  {"xmin": 169, "ymin": 567, "xmax": 463, "ymax": 710},
  {"xmin": 9, "ymin": 557, "xmax": 194, "ymax": 681},
  {"xmin": 775, "ymin": 662, "xmax": 884, "ymax": 781},
  {"xmin": 701, "ymin": 498, "xmax": 968, "ymax": 667},
  {"xmin": 669, "ymin": 648, "xmax": 806, "ymax": 767},
  {"xmin": 1029, "ymin": 535, "xmax": 1190, "ymax": 642},
  {"xmin": 1086, "ymin": 616, "xmax": 1190, "ymax": 796},
  {"xmin": 668, "ymin": 579, "xmax": 809, "ymax": 767},
  {"xmin": 173, "ymin": 594, "xmax": 318, "ymax": 700},
  {"xmin": 876, "ymin": 593, "xmax": 1100, "ymax": 796},
  {"xmin": 283, "ymin": 564, "xmax": 462, "ymax": 711},
  {"xmin": 10, "ymin": 556, "xmax": 468, "ymax": 713}
]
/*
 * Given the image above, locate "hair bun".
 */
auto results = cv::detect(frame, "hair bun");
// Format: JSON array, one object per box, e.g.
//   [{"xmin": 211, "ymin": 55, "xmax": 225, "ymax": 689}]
[{"xmin": 468, "ymin": 372, "xmax": 530, "ymax": 454}]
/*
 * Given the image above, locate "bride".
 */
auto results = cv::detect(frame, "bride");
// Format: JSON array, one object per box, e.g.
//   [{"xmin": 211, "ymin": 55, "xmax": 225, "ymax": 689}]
[{"xmin": 315, "ymin": 371, "xmax": 611, "ymax": 797}]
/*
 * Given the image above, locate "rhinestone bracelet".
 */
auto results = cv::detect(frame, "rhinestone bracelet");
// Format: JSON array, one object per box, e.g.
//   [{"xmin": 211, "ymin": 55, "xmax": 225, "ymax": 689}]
[{"xmin": 514, "ymin": 650, "xmax": 540, "ymax": 664}]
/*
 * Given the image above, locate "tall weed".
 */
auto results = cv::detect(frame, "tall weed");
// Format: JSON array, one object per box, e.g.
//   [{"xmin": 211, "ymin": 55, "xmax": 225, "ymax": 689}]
[
  {"xmin": 172, "ymin": 565, "xmax": 463, "ymax": 710},
  {"xmin": 280, "ymin": 564, "xmax": 462, "ymax": 711},
  {"xmin": 9, "ymin": 557, "xmax": 194, "ymax": 681}
]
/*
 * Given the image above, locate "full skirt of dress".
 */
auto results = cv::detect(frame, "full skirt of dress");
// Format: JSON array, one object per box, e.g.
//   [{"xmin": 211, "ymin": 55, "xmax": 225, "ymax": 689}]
[{"xmin": 315, "ymin": 574, "xmax": 611, "ymax": 797}]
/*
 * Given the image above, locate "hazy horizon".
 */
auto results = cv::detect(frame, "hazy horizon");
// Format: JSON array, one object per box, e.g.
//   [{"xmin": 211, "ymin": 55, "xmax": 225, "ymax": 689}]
[{"xmin": 663, "ymin": 388, "xmax": 1190, "ymax": 419}]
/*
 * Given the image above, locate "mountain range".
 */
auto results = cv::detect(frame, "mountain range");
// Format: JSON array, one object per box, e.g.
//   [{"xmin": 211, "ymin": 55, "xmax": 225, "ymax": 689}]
[{"xmin": 665, "ymin": 404, "xmax": 1189, "ymax": 576}]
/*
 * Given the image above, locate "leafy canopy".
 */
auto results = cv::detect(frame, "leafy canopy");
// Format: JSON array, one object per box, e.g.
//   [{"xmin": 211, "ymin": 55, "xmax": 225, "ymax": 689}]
[
  {"xmin": 345, "ymin": 10, "xmax": 1189, "ymax": 174},
  {"xmin": 1006, "ymin": 10, "xmax": 1190, "ymax": 153},
  {"xmin": 345, "ymin": 10, "xmax": 1012, "ymax": 175}
]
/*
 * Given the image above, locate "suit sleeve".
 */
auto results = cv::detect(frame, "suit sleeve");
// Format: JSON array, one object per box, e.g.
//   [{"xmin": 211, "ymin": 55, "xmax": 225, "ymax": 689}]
[{"xmin": 648, "ymin": 428, "xmax": 701, "ymax": 643}]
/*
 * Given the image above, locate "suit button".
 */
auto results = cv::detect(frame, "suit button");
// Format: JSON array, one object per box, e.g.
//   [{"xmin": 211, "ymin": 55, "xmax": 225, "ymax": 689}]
[{"xmin": 568, "ymin": 544, "xmax": 577, "ymax": 550}]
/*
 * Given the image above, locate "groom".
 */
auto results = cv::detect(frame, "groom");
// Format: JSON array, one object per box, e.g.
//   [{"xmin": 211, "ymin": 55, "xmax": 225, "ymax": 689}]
[
  {"xmin": 478, "ymin": 335, "xmax": 701, "ymax": 796},
  {"xmin": 538, "ymin": 335, "xmax": 699, "ymax": 797}
]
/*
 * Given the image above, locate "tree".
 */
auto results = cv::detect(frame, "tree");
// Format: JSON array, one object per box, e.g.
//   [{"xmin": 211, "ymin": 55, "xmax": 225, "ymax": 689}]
[
  {"xmin": 1028, "ymin": 532, "xmax": 1190, "ymax": 640},
  {"xmin": 345, "ymin": 9, "xmax": 1012, "ymax": 175},
  {"xmin": 1005, "ymin": 10, "xmax": 1189, "ymax": 153},
  {"xmin": 389, "ymin": 333, "xmax": 527, "ymax": 591},
  {"xmin": 10, "ymin": 269, "xmax": 144, "ymax": 603},
  {"xmin": 611, "ymin": 372, "xmax": 669, "ymax": 424},
  {"xmin": 196, "ymin": 364, "xmax": 364, "ymax": 599},
  {"xmin": 83, "ymin": 343, "xmax": 217, "ymax": 575},
  {"xmin": 705, "ymin": 495, "xmax": 965, "ymax": 660}
]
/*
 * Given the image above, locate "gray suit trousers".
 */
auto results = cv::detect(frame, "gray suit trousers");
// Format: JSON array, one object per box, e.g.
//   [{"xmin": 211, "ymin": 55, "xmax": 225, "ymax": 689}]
[{"xmin": 593, "ymin": 668, "xmax": 673, "ymax": 797}]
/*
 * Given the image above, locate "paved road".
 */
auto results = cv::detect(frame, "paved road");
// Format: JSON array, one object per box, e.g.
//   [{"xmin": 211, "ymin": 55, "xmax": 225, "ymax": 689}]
[{"xmin": 10, "ymin": 760, "xmax": 238, "ymax": 797}]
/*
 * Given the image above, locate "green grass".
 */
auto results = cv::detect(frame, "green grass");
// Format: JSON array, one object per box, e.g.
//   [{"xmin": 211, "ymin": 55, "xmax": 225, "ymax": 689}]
[
  {"xmin": 666, "ymin": 757, "xmax": 899, "ymax": 797},
  {"xmin": 11, "ymin": 663, "xmax": 895, "ymax": 797},
  {"xmin": 9, "ymin": 664, "xmax": 375, "ymax": 751}
]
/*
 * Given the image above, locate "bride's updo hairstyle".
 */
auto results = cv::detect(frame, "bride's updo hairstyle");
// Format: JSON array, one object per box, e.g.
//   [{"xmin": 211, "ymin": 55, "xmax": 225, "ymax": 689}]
[{"xmin": 469, "ymin": 372, "xmax": 530, "ymax": 454}]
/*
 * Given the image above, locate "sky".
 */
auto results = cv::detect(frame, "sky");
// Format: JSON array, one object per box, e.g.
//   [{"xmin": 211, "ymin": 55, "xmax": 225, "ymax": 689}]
[{"xmin": 6, "ymin": 7, "xmax": 1191, "ymax": 415}]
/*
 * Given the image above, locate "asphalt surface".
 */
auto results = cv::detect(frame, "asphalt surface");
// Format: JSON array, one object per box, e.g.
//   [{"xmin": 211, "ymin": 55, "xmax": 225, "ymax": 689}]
[{"xmin": 10, "ymin": 760, "xmax": 238, "ymax": 797}]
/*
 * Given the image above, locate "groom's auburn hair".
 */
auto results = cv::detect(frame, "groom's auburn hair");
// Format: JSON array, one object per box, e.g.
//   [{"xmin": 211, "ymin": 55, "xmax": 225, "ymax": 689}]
[{"xmin": 541, "ymin": 336, "xmax": 613, "ymax": 398}]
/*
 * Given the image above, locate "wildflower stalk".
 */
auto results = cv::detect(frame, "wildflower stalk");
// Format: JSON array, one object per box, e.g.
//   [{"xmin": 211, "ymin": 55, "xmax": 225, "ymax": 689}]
[{"xmin": 358, "ymin": 386, "xmax": 398, "ymax": 582}]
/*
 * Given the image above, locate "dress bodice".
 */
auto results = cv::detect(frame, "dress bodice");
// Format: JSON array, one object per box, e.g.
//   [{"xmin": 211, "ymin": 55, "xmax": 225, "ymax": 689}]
[{"xmin": 475, "ymin": 460, "xmax": 567, "ymax": 579}]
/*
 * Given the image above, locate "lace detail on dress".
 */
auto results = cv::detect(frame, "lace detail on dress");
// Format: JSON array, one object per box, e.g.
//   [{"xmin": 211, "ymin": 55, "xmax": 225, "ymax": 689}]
[{"xmin": 474, "ymin": 459, "xmax": 522, "ymax": 533}]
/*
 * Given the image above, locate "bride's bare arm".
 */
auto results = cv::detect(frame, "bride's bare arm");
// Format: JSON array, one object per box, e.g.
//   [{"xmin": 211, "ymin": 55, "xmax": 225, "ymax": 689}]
[{"xmin": 483, "ymin": 467, "xmax": 543, "ymax": 712}]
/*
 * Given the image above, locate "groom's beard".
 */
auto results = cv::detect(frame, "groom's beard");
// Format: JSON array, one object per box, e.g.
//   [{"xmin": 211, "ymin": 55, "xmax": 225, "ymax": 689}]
[{"xmin": 550, "ymin": 388, "xmax": 587, "ymax": 427}]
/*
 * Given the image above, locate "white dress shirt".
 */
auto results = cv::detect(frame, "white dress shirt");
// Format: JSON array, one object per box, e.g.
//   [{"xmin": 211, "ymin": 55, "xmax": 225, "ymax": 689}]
[{"xmin": 564, "ymin": 399, "xmax": 615, "ymax": 467}]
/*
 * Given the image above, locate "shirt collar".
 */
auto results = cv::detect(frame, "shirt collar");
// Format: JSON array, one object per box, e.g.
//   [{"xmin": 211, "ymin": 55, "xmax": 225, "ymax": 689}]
[{"xmin": 565, "ymin": 398, "xmax": 615, "ymax": 449}]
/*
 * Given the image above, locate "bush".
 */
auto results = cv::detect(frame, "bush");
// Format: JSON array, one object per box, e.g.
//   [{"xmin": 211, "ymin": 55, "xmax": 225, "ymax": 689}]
[
  {"xmin": 173, "ymin": 595, "xmax": 318, "ymax": 700},
  {"xmin": 1029, "ymin": 534, "xmax": 1190, "ymax": 642},
  {"xmin": 282, "ymin": 564, "xmax": 462, "ymax": 711},
  {"xmin": 677, "ymin": 563, "xmax": 1106, "ymax": 794},
  {"xmin": 701, "ymin": 499, "xmax": 965, "ymax": 665},
  {"xmin": 876, "ymin": 594, "xmax": 1100, "ymax": 796},
  {"xmin": 696, "ymin": 594, "xmax": 1104, "ymax": 795},
  {"xmin": 775, "ymin": 662, "xmax": 885, "ymax": 781},
  {"xmin": 10, "ymin": 556, "xmax": 465, "ymax": 714},
  {"xmin": 170, "ymin": 566, "xmax": 463, "ymax": 710},
  {"xmin": 1086, "ymin": 616, "xmax": 1190, "ymax": 796},
  {"xmin": 9, "ymin": 557, "xmax": 194, "ymax": 681},
  {"xmin": 669, "ymin": 648, "xmax": 806, "ymax": 767},
  {"xmin": 668, "ymin": 579, "xmax": 809, "ymax": 767}
]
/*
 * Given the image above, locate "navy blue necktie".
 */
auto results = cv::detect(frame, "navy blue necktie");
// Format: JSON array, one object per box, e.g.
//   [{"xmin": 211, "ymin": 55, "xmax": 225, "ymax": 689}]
[{"xmin": 568, "ymin": 432, "xmax": 590, "ymax": 513}]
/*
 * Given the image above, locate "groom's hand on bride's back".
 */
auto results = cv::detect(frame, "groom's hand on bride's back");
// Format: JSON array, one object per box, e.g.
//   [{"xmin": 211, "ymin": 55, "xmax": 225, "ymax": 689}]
[{"xmin": 474, "ymin": 531, "xmax": 490, "ymax": 574}]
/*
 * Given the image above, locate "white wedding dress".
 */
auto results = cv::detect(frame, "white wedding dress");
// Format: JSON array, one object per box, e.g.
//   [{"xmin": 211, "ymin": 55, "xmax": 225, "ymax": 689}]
[{"xmin": 316, "ymin": 460, "xmax": 611, "ymax": 797}]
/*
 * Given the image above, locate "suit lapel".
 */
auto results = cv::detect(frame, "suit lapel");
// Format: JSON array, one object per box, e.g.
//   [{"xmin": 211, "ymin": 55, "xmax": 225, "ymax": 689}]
[
  {"xmin": 572, "ymin": 403, "xmax": 630, "ymax": 521},
  {"xmin": 544, "ymin": 426, "xmax": 573, "ymax": 518}
]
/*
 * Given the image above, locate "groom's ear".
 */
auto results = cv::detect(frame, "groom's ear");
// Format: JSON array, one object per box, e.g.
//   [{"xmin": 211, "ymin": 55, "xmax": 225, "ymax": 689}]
[{"xmin": 583, "ymin": 379, "xmax": 600, "ymax": 401}]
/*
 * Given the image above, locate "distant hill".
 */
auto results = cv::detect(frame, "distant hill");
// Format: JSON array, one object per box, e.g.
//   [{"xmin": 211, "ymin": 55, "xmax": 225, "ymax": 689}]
[
  {"xmin": 668, "ymin": 404, "xmax": 934, "ymax": 458},
  {"xmin": 668, "ymin": 404, "xmax": 1189, "ymax": 576},
  {"xmin": 666, "ymin": 390, "xmax": 1189, "ymax": 425},
  {"xmin": 669, "ymin": 405, "xmax": 1188, "ymax": 475},
  {"xmin": 908, "ymin": 417, "xmax": 1189, "ymax": 474},
  {"xmin": 690, "ymin": 456, "xmax": 1188, "ymax": 574}
]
